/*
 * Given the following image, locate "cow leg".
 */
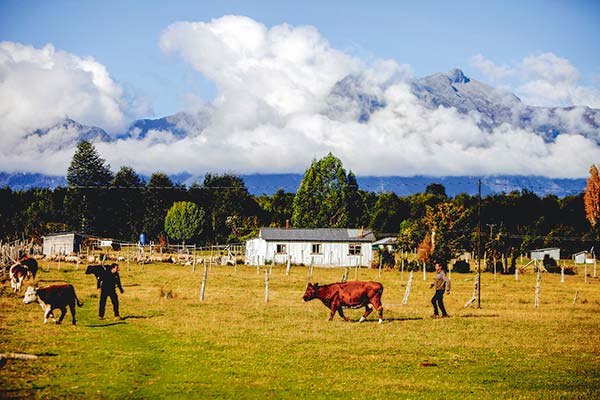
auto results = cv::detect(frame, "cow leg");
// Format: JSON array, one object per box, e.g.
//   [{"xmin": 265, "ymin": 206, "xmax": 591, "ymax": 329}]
[
  {"xmin": 371, "ymin": 299, "xmax": 384, "ymax": 324},
  {"xmin": 69, "ymin": 302, "xmax": 77, "ymax": 325},
  {"xmin": 44, "ymin": 305, "xmax": 56, "ymax": 324},
  {"xmin": 56, "ymin": 307, "xmax": 66, "ymax": 324},
  {"xmin": 359, "ymin": 304, "xmax": 374, "ymax": 322}
]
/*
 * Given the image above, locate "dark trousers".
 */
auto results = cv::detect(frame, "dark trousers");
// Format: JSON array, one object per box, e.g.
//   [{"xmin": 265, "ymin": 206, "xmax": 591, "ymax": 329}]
[
  {"xmin": 431, "ymin": 289, "xmax": 448, "ymax": 316},
  {"xmin": 99, "ymin": 289, "xmax": 119, "ymax": 318}
]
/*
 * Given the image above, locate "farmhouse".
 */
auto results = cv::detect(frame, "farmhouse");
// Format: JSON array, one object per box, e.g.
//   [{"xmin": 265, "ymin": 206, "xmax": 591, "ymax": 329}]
[
  {"xmin": 42, "ymin": 232, "xmax": 84, "ymax": 256},
  {"xmin": 246, "ymin": 227, "xmax": 376, "ymax": 267},
  {"xmin": 530, "ymin": 247, "xmax": 560, "ymax": 261}
]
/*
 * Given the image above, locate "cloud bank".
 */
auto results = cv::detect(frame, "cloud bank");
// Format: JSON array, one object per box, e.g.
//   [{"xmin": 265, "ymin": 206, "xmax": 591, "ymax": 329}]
[{"xmin": 1, "ymin": 16, "xmax": 600, "ymax": 179}]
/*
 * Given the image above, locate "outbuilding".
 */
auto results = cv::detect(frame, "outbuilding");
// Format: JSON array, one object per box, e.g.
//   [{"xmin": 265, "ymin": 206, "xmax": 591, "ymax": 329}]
[
  {"xmin": 530, "ymin": 247, "xmax": 560, "ymax": 261},
  {"xmin": 246, "ymin": 227, "xmax": 376, "ymax": 267},
  {"xmin": 42, "ymin": 232, "xmax": 84, "ymax": 256}
]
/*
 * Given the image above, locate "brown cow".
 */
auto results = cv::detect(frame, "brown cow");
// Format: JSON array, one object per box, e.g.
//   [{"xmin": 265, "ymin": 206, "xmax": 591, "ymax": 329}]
[
  {"xmin": 303, "ymin": 281, "xmax": 384, "ymax": 323},
  {"xmin": 23, "ymin": 284, "xmax": 83, "ymax": 325}
]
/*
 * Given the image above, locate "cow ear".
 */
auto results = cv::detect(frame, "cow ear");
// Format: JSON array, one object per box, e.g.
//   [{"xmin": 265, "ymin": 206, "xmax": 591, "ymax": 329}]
[{"xmin": 314, "ymin": 282, "xmax": 319, "ymax": 288}]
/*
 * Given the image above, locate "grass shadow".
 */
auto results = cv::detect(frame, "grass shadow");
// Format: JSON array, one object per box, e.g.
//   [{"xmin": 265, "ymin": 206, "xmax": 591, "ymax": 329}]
[
  {"xmin": 460, "ymin": 313, "xmax": 500, "ymax": 318},
  {"xmin": 85, "ymin": 321, "xmax": 127, "ymax": 328},
  {"xmin": 353, "ymin": 316, "xmax": 423, "ymax": 323}
]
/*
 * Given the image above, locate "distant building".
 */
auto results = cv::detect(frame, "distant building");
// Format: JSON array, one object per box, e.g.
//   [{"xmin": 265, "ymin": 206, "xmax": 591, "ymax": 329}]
[
  {"xmin": 530, "ymin": 247, "xmax": 560, "ymax": 261},
  {"xmin": 372, "ymin": 237, "xmax": 397, "ymax": 252},
  {"xmin": 42, "ymin": 232, "xmax": 84, "ymax": 256},
  {"xmin": 246, "ymin": 227, "xmax": 376, "ymax": 267}
]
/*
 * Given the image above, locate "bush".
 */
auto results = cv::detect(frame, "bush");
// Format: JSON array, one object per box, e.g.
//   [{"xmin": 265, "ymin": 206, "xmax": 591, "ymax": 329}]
[{"xmin": 452, "ymin": 260, "xmax": 471, "ymax": 273}]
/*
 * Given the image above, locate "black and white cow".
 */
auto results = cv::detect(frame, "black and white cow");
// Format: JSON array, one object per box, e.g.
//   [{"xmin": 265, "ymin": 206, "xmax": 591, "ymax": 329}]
[
  {"xmin": 22, "ymin": 284, "xmax": 83, "ymax": 325},
  {"xmin": 9, "ymin": 264, "xmax": 28, "ymax": 293},
  {"xmin": 8, "ymin": 258, "xmax": 38, "ymax": 292}
]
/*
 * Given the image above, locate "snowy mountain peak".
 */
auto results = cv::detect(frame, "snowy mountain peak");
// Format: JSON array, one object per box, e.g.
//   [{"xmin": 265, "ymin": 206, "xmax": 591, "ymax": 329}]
[{"xmin": 448, "ymin": 68, "xmax": 470, "ymax": 84}]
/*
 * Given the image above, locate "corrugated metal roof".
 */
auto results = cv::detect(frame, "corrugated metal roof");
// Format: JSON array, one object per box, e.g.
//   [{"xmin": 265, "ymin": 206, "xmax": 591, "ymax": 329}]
[
  {"xmin": 259, "ymin": 227, "xmax": 375, "ymax": 242},
  {"xmin": 373, "ymin": 237, "xmax": 397, "ymax": 246}
]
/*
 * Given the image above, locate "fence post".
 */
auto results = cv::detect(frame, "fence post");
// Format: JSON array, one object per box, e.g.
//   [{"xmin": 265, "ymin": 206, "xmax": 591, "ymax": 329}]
[
  {"xmin": 265, "ymin": 268, "xmax": 269, "ymax": 304},
  {"xmin": 534, "ymin": 271, "xmax": 541, "ymax": 308},
  {"xmin": 200, "ymin": 259, "xmax": 208, "ymax": 302},
  {"xmin": 402, "ymin": 271, "xmax": 413, "ymax": 305}
]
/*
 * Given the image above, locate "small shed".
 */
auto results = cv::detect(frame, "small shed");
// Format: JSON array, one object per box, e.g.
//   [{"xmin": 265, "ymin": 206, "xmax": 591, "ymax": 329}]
[
  {"xmin": 42, "ymin": 232, "xmax": 84, "ymax": 256},
  {"xmin": 573, "ymin": 250, "xmax": 596, "ymax": 265},
  {"xmin": 372, "ymin": 237, "xmax": 396, "ymax": 252},
  {"xmin": 246, "ymin": 227, "xmax": 376, "ymax": 267},
  {"xmin": 530, "ymin": 247, "xmax": 560, "ymax": 261}
]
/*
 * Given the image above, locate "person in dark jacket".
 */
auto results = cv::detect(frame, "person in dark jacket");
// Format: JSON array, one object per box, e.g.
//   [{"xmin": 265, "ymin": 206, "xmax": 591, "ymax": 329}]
[
  {"xmin": 429, "ymin": 262, "xmax": 451, "ymax": 318},
  {"xmin": 97, "ymin": 263, "xmax": 124, "ymax": 320}
]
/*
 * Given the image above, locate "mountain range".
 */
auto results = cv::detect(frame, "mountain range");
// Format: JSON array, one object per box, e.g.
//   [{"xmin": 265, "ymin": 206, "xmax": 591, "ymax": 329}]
[{"xmin": 2, "ymin": 68, "xmax": 597, "ymax": 197}]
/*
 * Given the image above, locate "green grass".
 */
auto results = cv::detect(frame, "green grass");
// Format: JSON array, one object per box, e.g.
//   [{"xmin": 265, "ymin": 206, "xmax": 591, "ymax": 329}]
[{"xmin": 1, "ymin": 261, "xmax": 599, "ymax": 399}]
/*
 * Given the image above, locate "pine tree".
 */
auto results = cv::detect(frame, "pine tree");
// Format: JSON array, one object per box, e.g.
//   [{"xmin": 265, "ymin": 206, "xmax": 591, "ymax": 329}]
[
  {"xmin": 66, "ymin": 140, "xmax": 113, "ymax": 187},
  {"xmin": 584, "ymin": 164, "xmax": 600, "ymax": 229}
]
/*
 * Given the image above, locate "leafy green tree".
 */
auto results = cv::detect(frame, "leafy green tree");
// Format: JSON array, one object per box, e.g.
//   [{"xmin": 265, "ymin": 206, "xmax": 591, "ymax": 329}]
[
  {"xmin": 257, "ymin": 189, "xmax": 294, "ymax": 227},
  {"xmin": 425, "ymin": 183, "xmax": 447, "ymax": 198},
  {"xmin": 422, "ymin": 201, "xmax": 471, "ymax": 266},
  {"xmin": 292, "ymin": 153, "xmax": 355, "ymax": 228},
  {"xmin": 143, "ymin": 173, "xmax": 181, "ymax": 241},
  {"xmin": 584, "ymin": 164, "xmax": 600, "ymax": 231},
  {"xmin": 109, "ymin": 166, "xmax": 145, "ymax": 240},
  {"xmin": 201, "ymin": 173, "xmax": 260, "ymax": 243},
  {"xmin": 369, "ymin": 192, "xmax": 409, "ymax": 235},
  {"xmin": 164, "ymin": 201, "xmax": 205, "ymax": 244}
]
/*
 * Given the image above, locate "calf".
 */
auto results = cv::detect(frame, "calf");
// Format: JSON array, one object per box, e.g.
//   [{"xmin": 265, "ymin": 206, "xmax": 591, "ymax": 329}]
[
  {"xmin": 19, "ymin": 257, "xmax": 38, "ymax": 278},
  {"xmin": 303, "ymin": 281, "xmax": 384, "ymax": 323},
  {"xmin": 9, "ymin": 258, "xmax": 39, "ymax": 292},
  {"xmin": 9, "ymin": 264, "xmax": 28, "ymax": 292},
  {"xmin": 23, "ymin": 284, "xmax": 83, "ymax": 325}
]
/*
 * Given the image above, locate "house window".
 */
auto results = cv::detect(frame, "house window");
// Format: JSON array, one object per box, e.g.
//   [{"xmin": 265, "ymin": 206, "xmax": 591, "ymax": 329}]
[
  {"xmin": 276, "ymin": 244, "xmax": 287, "ymax": 254},
  {"xmin": 312, "ymin": 243, "xmax": 322, "ymax": 254},
  {"xmin": 349, "ymin": 243, "xmax": 362, "ymax": 255}
]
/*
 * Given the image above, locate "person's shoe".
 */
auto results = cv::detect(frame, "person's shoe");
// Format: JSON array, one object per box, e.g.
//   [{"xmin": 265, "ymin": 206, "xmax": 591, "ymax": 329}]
[
  {"xmin": 115, "ymin": 316, "xmax": 122, "ymax": 321},
  {"xmin": 442, "ymin": 314, "xmax": 450, "ymax": 318},
  {"xmin": 99, "ymin": 316, "xmax": 104, "ymax": 320},
  {"xmin": 430, "ymin": 314, "xmax": 439, "ymax": 319}
]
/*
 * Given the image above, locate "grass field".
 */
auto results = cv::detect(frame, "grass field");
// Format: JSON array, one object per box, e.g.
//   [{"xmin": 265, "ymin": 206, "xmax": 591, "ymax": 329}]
[{"xmin": 1, "ymin": 260, "xmax": 599, "ymax": 399}]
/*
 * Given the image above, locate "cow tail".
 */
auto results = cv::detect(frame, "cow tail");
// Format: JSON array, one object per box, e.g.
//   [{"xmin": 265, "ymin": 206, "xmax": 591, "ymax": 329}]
[{"xmin": 73, "ymin": 288, "xmax": 83, "ymax": 307}]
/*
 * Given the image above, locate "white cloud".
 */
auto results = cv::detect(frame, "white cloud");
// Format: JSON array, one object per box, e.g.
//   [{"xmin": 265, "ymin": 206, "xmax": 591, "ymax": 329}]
[
  {"xmin": 2, "ymin": 17, "xmax": 599, "ymax": 180},
  {"xmin": 471, "ymin": 52, "xmax": 600, "ymax": 108},
  {"xmin": 0, "ymin": 41, "xmax": 143, "ymax": 173}
]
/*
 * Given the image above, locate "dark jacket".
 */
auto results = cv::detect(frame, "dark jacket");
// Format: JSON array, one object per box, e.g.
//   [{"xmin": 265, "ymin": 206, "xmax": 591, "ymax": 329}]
[{"xmin": 96, "ymin": 265, "xmax": 124, "ymax": 293}]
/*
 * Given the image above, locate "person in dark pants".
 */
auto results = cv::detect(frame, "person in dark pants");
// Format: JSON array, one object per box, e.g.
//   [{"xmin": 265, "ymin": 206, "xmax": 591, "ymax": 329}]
[
  {"xmin": 97, "ymin": 263, "xmax": 124, "ymax": 320},
  {"xmin": 429, "ymin": 262, "xmax": 451, "ymax": 318}
]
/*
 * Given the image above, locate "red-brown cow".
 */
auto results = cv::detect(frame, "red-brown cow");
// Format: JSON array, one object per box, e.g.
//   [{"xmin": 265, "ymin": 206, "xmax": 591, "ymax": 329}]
[
  {"xmin": 303, "ymin": 281, "xmax": 384, "ymax": 323},
  {"xmin": 23, "ymin": 284, "xmax": 83, "ymax": 325}
]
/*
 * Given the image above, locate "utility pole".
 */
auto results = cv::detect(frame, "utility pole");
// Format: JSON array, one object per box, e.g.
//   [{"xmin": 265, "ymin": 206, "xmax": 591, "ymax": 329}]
[{"xmin": 478, "ymin": 179, "xmax": 482, "ymax": 308}]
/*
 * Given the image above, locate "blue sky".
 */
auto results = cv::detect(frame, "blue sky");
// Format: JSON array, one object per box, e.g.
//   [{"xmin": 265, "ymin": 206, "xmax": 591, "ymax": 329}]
[
  {"xmin": 1, "ymin": 0, "xmax": 599, "ymax": 178},
  {"xmin": 2, "ymin": 0, "xmax": 598, "ymax": 118}
]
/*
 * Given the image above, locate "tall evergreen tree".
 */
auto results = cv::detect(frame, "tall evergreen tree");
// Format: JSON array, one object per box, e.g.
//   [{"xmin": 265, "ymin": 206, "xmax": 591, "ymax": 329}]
[
  {"xmin": 66, "ymin": 140, "xmax": 113, "ymax": 187},
  {"xmin": 65, "ymin": 140, "xmax": 113, "ymax": 235}
]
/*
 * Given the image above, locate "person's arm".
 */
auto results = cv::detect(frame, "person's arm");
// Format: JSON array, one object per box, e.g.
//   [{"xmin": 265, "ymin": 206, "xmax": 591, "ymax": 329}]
[
  {"xmin": 444, "ymin": 272, "xmax": 451, "ymax": 293},
  {"xmin": 115, "ymin": 272, "xmax": 124, "ymax": 293}
]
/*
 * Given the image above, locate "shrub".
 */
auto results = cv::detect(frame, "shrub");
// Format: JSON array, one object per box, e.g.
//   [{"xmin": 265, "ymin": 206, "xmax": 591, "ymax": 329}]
[{"xmin": 452, "ymin": 260, "xmax": 471, "ymax": 273}]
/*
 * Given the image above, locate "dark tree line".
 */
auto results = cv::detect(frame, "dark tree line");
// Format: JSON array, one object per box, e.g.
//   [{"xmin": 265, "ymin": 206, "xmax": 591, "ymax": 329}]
[{"xmin": 0, "ymin": 143, "xmax": 594, "ymax": 258}]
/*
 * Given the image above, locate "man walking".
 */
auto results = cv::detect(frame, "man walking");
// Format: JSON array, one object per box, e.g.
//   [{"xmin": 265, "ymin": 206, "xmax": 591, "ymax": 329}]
[
  {"xmin": 429, "ymin": 261, "xmax": 450, "ymax": 318},
  {"xmin": 97, "ymin": 263, "xmax": 124, "ymax": 320}
]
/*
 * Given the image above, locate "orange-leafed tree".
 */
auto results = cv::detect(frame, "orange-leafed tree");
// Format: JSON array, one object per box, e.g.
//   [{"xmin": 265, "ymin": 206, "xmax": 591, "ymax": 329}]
[{"xmin": 584, "ymin": 164, "xmax": 600, "ymax": 229}]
